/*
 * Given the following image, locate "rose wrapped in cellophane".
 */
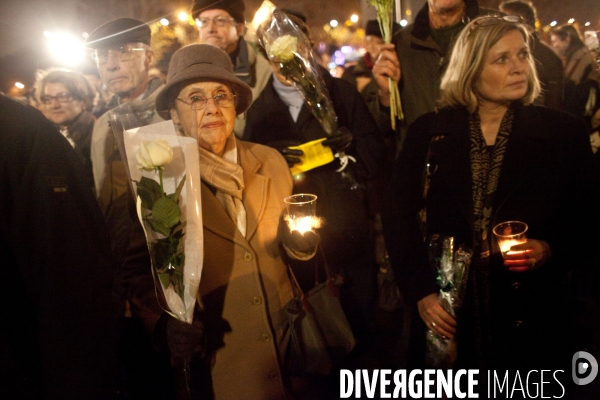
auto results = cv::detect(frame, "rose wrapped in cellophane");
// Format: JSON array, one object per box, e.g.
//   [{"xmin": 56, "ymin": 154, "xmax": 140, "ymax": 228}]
[
  {"xmin": 259, "ymin": 9, "xmax": 337, "ymax": 135},
  {"xmin": 258, "ymin": 9, "xmax": 360, "ymax": 181},
  {"xmin": 425, "ymin": 234, "xmax": 472, "ymax": 368},
  {"xmin": 110, "ymin": 105, "xmax": 203, "ymax": 325}
]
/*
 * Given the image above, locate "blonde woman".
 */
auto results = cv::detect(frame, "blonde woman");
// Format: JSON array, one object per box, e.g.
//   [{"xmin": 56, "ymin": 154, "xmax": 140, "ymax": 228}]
[{"xmin": 382, "ymin": 15, "xmax": 599, "ymax": 381}]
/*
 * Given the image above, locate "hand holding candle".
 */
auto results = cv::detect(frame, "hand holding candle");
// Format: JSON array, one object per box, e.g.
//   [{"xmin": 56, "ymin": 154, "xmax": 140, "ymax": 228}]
[{"xmin": 492, "ymin": 221, "xmax": 551, "ymax": 272}]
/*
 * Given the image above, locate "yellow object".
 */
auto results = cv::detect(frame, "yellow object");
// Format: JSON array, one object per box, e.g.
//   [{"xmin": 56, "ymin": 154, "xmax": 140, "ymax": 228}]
[{"xmin": 289, "ymin": 138, "xmax": 334, "ymax": 176}]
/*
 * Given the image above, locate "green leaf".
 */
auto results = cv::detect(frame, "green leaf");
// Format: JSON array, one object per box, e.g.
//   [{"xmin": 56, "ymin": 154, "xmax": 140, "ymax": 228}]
[
  {"xmin": 152, "ymin": 197, "xmax": 181, "ymax": 228},
  {"xmin": 149, "ymin": 218, "xmax": 171, "ymax": 237},
  {"xmin": 173, "ymin": 175, "xmax": 186, "ymax": 204},
  {"xmin": 158, "ymin": 272, "xmax": 171, "ymax": 289},
  {"xmin": 172, "ymin": 221, "xmax": 186, "ymax": 236},
  {"xmin": 136, "ymin": 177, "xmax": 162, "ymax": 209}
]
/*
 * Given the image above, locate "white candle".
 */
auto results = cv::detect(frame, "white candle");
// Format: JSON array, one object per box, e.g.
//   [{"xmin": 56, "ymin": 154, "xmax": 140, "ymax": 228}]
[
  {"xmin": 285, "ymin": 215, "xmax": 321, "ymax": 234},
  {"xmin": 499, "ymin": 238, "xmax": 527, "ymax": 255}
]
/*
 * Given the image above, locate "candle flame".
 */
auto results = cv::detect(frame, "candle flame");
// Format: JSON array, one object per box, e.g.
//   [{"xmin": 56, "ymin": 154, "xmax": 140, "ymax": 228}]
[
  {"xmin": 499, "ymin": 239, "xmax": 527, "ymax": 254},
  {"xmin": 284, "ymin": 215, "xmax": 322, "ymax": 234}
]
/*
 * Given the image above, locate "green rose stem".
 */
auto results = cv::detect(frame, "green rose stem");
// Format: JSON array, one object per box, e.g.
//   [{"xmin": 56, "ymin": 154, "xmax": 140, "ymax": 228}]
[{"xmin": 369, "ymin": 0, "xmax": 404, "ymax": 129}]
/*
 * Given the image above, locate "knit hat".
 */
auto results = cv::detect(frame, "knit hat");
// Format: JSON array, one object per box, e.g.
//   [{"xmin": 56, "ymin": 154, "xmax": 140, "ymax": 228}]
[
  {"xmin": 155, "ymin": 44, "xmax": 252, "ymax": 117},
  {"xmin": 191, "ymin": 0, "xmax": 246, "ymax": 23},
  {"xmin": 84, "ymin": 18, "xmax": 151, "ymax": 49}
]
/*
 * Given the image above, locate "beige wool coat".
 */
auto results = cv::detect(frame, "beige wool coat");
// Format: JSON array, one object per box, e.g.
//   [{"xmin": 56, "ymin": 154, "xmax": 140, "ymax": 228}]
[{"xmin": 125, "ymin": 140, "xmax": 297, "ymax": 399}]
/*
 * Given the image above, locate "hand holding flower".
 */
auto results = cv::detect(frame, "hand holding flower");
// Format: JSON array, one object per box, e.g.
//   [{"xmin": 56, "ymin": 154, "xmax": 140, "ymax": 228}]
[{"xmin": 322, "ymin": 126, "xmax": 353, "ymax": 153}]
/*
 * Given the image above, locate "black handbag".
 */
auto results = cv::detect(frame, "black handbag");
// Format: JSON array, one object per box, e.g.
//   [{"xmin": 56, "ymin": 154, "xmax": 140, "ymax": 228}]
[{"xmin": 286, "ymin": 248, "xmax": 356, "ymax": 376}]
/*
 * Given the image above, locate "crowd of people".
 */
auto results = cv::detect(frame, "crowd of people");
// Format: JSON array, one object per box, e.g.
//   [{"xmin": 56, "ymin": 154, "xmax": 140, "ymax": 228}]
[{"xmin": 2, "ymin": 0, "xmax": 600, "ymax": 399}]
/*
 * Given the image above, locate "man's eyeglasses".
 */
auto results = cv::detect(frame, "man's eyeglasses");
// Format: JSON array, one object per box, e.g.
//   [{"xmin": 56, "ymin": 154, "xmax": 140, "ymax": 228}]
[
  {"xmin": 471, "ymin": 15, "xmax": 523, "ymax": 29},
  {"xmin": 177, "ymin": 93, "xmax": 236, "ymax": 110},
  {"xmin": 91, "ymin": 46, "xmax": 147, "ymax": 64},
  {"xmin": 40, "ymin": 92, "xmax": 73, "ymax": 105},
  {"xmin": 197, "ymin": 16, "xmax": 236, "ymax": 29}
]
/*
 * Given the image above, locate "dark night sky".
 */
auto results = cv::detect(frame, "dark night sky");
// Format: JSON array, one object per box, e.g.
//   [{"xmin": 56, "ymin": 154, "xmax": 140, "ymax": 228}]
[{"xmin": 1, "ymin": 0, "xmax": 599, "ymax": 93}]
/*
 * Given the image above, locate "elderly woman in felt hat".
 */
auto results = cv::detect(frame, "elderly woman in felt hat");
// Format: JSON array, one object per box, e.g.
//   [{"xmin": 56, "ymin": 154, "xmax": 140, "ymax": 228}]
[{"xmin": 124, "ymin": 44, "xmax": 318, "ymax": 399}]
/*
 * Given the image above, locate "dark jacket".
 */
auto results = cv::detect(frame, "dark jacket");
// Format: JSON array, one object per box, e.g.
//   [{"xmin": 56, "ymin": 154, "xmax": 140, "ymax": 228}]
[
  {"xmin": 382, "ymin": 103, "xmax": 600, "ymax": 370},
  {"xmin": 367, "ymin": 0, "xmax": 491, "ymax": 149},
  {"xmin": 61, "ymin": 109, "xmax": 95, "ymax": 188},
  {"xmin": 531, "ymin": 34, "xmax": 564, "ymax": 110},
  {"xmin": 0, "ymin": 94, "xmax": 118, "ymax": 399},
  {"xmin": 243, "ymin": 72, "xmax": 385, "ymax": 269}
]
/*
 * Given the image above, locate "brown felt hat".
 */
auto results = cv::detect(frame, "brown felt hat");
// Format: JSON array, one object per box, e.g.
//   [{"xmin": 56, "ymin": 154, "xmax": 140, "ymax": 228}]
[
  {"xmin": 84, "ymin": 18, "xmax": 151, "ymax": 49},
  {"xmin": 155, "ymin": 44, "xmax": 252, "ymax": 118}
]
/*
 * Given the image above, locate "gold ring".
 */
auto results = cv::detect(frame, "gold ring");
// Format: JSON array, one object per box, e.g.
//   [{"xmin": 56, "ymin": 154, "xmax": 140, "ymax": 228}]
[{"xmin": 431, "ymin": 321, "xmax": 436, "ymax": 328}]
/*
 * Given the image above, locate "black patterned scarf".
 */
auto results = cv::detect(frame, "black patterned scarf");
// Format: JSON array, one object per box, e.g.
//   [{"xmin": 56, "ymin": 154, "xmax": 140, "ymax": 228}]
[
  {"xmin": 470, "ymin": 106, "xmax": 513, "ymax": 256},
  {"xmin": 468, "ymin": 105, "xmax": 513, "ymax": 366}
]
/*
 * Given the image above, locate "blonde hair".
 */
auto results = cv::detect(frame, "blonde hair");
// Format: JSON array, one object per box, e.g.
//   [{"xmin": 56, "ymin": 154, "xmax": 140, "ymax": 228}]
[{"xmin": 438, "ymin": 16, "xmax": 540, "ymax": 113}]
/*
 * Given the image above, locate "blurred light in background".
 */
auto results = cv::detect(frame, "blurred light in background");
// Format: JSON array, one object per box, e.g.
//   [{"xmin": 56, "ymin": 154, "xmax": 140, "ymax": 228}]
[
  {"xmin": 160, "ymin": 18, "xmax": 170, "ymax": 26},
  {"xmin": 550, "ymin": 21, "xmax": 558, "ymax": 27},
  {"xmin": 568, "ymin": 18, "xmax": 575, "ymax": 24},
  {"xmin": 350, "ymin": 14, "xmax": 359, "ymax": 23},
  {"xmin": 585, "ymin": 22, "xmax": 592, "ymax": 27},
  {"xmin": 178, "ymin": 12, "xmax": 188, "ymax": 21},
  {"xmin": 400, "ymin": 19, "xmax": 408, "ymax": 27},
  {"xmin": 45, "ymin": 31, "xmax": 86, "ymax": 67},
  {"xmin": 15, "ymin": 82, "xmax": 25, "ymax": 89},
  {"xmin": 330, "ymin": 20, "xmax": 338, "ymax": 28}
]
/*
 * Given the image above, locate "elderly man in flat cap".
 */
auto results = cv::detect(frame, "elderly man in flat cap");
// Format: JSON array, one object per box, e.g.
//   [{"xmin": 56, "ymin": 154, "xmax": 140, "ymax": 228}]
[
  {"xmin": 192, "ymin": 0, "xmax": 271, "ymax": 137},
  {"xmin": 85, "ymin": 18, "xmax": 164, "ymax": 265},
  {"xmin": 84, "ymin": 18, "xmax": 170, "ymax": 399}
]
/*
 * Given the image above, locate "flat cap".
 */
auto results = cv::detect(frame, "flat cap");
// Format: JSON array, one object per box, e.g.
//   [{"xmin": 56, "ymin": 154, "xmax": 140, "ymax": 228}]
[
  {"xmin": 85, "ymin": 18, "xmax": 151, "ymax": 49},
  {"xmin": 191, "ymin": 0, "xmax": 245, "ymax": 23}
]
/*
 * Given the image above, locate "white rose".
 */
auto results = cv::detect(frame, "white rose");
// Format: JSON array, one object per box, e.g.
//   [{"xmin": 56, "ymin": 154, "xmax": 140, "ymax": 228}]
[
  {"xmin": 136, "ymin": 139, "xmax": 174, "ymax": 171},
  {"xmin": 269, "ymin": 35, "xmax": 297, "ymax": 62}
]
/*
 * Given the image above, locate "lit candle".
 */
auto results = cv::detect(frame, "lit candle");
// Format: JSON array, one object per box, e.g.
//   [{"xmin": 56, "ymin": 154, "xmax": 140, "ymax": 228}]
[
  {"xmin": 285, "ymin": 215, "xmax": 322, "ymax": 234},
  {"xmin": 499, "ymin": 238, "xmax": 527, "ymax": 255}
]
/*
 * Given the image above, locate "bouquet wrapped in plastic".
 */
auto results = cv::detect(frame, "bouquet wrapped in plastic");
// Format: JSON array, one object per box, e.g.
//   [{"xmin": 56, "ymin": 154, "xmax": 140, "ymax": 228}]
[
  {"xmin": 425, "ymin": 235, "xmax": 472, "ymax": 368},
  {"xmin": 110, "ymin": 103, "xmax": 204, "ymax": 393},
  {"xmin": 258, "ymin": 9, "xmax": 359, "ymax": 180}
]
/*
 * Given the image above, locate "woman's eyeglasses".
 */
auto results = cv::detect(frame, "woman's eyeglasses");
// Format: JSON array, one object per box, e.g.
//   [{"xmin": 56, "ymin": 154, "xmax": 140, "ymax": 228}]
[
  {"xmin": 177, "ymin": 93, "xmax": 236, "ymax": 110},
  {"xmin": 40, "ymin": 92, "xmax": 73, "ymax": 105},
  {"xmin": 471, "ymin": 15, "xmax": 523, "ymax": 29}
]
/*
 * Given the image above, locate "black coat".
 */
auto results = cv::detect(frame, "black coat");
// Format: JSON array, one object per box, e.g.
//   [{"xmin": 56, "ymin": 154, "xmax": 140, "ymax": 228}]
[
  {"xmin": 382, "ymin": 103, "xmax": 600, "ymax": 370},
  {"xmin": 0, "ymin": 95, "xmax": 118, "ymax": 399},
  {"xmin": 244, "ymin": 73, "xmax": 385, "ymax": 269}
]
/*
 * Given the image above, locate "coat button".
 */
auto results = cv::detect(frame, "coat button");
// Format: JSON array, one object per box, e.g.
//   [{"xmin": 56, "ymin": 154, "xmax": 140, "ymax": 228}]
[
  {"xmin": 511, "ymin": 282, "xmax": 521, "ymax": 291},
  {"xmin": 261, "ymin": 333, "xmax": 271, "ymax": 342},
  {"xmin": 252, "ymin": 296, "xmax": 263, "ymax": 305},
  {"xmin": 243, "ymin": 252, "xmax": 253, "ymax": 262}
]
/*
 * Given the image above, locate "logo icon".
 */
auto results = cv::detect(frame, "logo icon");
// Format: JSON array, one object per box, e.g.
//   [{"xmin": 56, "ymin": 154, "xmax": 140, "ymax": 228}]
[{"xmin": 572, "ymin": 351, "xmax": 598, "ymax": 385}]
